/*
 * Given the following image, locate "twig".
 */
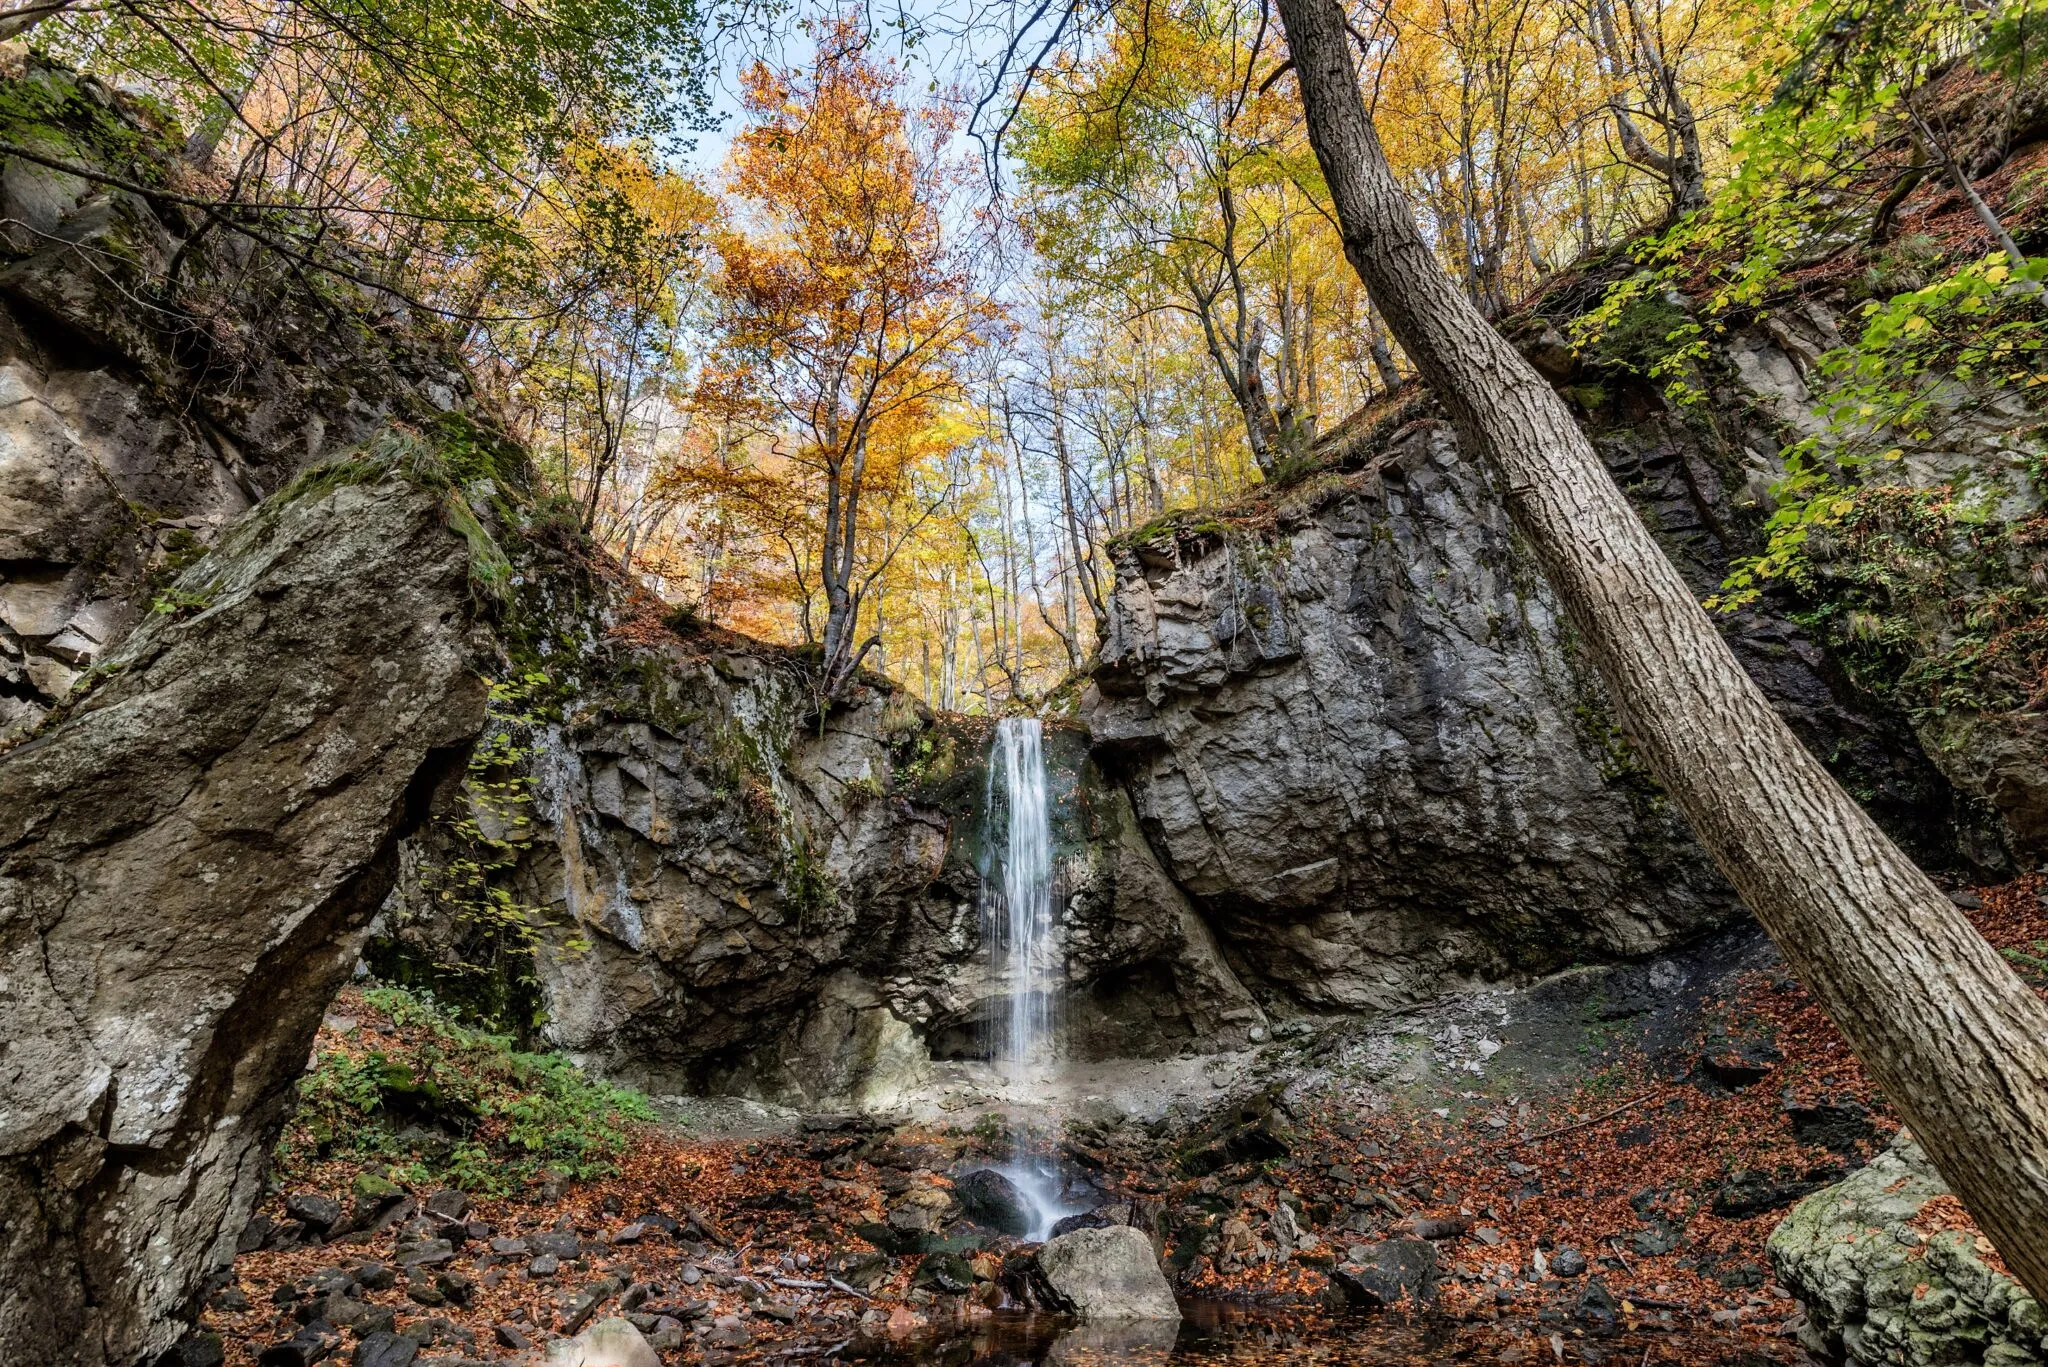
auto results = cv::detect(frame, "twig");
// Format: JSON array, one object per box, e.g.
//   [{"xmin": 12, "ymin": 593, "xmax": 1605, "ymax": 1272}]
[
  {"xmin": 827, "ymin": 1277, "xmax": 871, "ymax": 1301},
  {"xmin": 1496, "ymin": 1091, "xmax": 1659, "ymax": 1150}
]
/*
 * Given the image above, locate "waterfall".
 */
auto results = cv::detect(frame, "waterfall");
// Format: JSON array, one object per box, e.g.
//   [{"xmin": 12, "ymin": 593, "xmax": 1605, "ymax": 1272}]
[
  {"xmin": 984, "ymin": 716, "xmax": 1056, "ymax": 1081},
  {"xmin": 980, "ymin": 717, "xmax": 1081, "ymax": 1239}
]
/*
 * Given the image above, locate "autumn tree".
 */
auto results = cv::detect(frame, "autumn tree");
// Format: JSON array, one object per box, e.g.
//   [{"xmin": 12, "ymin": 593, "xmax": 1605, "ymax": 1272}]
[
  {"xmin": 22, "ymin": 0, "xmax": 712, "ymax": 317},
  {"xmin": 1016, "ymin": 0, "xmax": 1332, "ymax": 477},
  {"xmin": 699, "ymin": 21, "xmax": 999, "ymax": 697}
]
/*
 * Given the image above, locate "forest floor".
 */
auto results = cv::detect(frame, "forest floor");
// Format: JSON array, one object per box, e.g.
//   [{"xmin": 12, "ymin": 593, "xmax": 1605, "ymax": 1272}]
[{"xmin": 208, "ymin": 873, "xmax": 2047, "ymax": 1366}]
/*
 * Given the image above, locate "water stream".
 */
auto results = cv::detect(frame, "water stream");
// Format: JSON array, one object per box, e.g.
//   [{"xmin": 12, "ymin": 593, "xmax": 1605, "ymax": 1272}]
[{"xmin": 981, "ymin": 718, "xmax": 1084, "ymax": 1238}]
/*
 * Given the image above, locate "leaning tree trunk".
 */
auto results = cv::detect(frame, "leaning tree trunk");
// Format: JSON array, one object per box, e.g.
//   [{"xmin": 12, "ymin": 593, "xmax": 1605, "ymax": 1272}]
[{"xmin": 1274, "ymin": 0, "xmax": 2048, "ymax": 1298}]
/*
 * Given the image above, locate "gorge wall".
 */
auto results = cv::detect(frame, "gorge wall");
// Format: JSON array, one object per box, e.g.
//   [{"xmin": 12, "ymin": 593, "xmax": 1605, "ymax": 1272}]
[
  {"xmin": 378, "ymin": 620, "xmax": 1270, "ymax": 1110},
  {"xmin": 1083, "ymin": 282, "xmax": 2043, "ymax": 1016},
  {"xmin": 1, "ymin": 47, "xmax": 2044, "ymax": 1367}
]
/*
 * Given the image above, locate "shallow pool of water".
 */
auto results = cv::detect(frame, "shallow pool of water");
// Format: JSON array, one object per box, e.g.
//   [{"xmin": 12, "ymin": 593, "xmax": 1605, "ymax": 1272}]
[{"xmin": 832, "ymin": 1299, "xmax": 1790, "ymax": 1365}]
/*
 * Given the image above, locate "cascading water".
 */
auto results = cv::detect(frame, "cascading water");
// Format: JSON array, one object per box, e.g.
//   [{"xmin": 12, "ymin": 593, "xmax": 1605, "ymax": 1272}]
[
  {"xmin": 985, "ymin": 717, "xmax": 1055, "ymax": 1082},
  {"xmin": 980, "ymin": 717, "xmax": 1084, "ymax": 1239}
]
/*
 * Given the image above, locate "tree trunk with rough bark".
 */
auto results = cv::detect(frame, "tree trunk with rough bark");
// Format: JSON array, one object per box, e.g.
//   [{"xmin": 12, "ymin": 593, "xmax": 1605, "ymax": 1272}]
[{"xmin": 1274, "ymin": 0, "xmax": 2048, "ymax": 1299}]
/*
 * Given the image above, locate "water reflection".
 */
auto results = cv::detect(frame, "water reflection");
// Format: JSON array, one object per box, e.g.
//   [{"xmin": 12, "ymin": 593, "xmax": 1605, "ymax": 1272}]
[
  {"xmin": 845, "ymin": 1301, "xmax": 1447, "ymax": 1364},
  {"xmin": 840, "ymin": 1298, "xmax": 1785, "ymax": 1365}
]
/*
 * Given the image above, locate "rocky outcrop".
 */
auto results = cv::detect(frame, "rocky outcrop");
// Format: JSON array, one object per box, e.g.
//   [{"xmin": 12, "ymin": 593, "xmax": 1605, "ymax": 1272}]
[
  {"xmin": 1769, "ymin": 1133, "xmax": 2045, "ymax": 1366},
  {"xmin": 1088, "ymin": 419, "xmax": 1741, "ymax": 1013},
  {"xmin": 387, "ymin": 634, "xmax": 1269, "ymax": 1107},
  {"xmin": 1087, "ymin": 283, "xmax": 2042, "ymax": 1012},
  {"xmin": 0, "ymin": 469, "xmax": 486, "ymax": 1366},
  {"xmin": 0, "ymin": 55, "xmax": 478, "ymax": 744},
  {"xmin": 0, "ymin": 59, "xmax": 503, "ymax": 1365}
]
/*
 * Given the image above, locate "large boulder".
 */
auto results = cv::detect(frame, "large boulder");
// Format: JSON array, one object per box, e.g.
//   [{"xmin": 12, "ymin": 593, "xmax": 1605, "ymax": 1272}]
[
  {"xmin": 1769, "ymin": 1133, "xmax": 2045, "ymax": 1366},
  {"xmin": 1036, "ymin": 1225, "xmax": 1180, "ymax": 1321},
  {"xmin": 542, "ymin": 1316, "xmax": 661, "ymax": 1367},
  {"xmin": 1328, "ymin": 1239, "xmax": 1441, "ymax": 1310},
  {"xmin": 0, "ymin": 469, "xmax": 486, "ymax": 1366}
]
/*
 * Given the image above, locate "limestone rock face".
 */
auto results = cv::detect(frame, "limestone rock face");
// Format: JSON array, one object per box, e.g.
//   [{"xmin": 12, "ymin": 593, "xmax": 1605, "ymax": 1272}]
[
  {"xmin": 0, "ymin": 474, "xmax": 485, "ymax": 1366},
  {"xmin": 1769, "ymin": 1134, "xmax": 2044, "ymax": 1367},
  {"xmin": 393, "ymin": 650, "xmax": 1269, "ymax": 1105},
  {"xmin": 1036, "ymin": 1225, "xmax": 1181, "ymax": 1320},
  {"xmin": 1089, "ymin": 421, "xmax": 1742, "ymax": 1011}
]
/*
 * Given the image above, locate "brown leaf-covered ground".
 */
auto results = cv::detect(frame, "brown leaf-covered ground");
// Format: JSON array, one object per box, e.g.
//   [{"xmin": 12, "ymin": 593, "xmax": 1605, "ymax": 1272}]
[{"xmin": 212, "ymin": 874, "xmax": 2045, "ymax": 1364}]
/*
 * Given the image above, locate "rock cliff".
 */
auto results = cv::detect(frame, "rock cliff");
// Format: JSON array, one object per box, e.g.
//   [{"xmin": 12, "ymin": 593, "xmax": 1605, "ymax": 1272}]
[
  {"xmin": 1087, "ymin": 419, "xmax": 1741, "ymax": 1012},
  {"xmin": 1086, "ymin": 285, "xmax": 2043, "ymax": 1012},
  {"xmin": 0, "ymin": 467, "xmax": 486, "ymax": 1366},
  {"xmin": 383, "ymin": 621, "xmax": 1268, "ymax": 1109}
]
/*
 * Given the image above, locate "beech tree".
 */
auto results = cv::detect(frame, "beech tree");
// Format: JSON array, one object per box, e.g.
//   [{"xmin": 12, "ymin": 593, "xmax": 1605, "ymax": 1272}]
[
  {"xmin": 1269, "ymin": 0, "xmax": 2048, "ymax": 1297},
  {"xmin": 698, "ymin": 21, "xmax": 998, "ymax": 697}
]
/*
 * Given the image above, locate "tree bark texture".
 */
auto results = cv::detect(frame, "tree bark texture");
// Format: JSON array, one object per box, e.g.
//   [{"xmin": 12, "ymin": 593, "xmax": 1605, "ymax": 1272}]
[{"xmin": 1274, "ymin": 0, "xmax": 2048, "ymax": 1297}]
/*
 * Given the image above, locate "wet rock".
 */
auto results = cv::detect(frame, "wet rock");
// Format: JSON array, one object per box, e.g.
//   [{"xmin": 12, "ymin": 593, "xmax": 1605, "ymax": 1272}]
[
  {"xmin": 422, "ymin": 1189, "xmax": 469, "ymax": 1221},
  {"xmin": 914, "ymin": 1252, "xmax": 976, "ymax": 1294},
  {"xmin": 1770, "ymin": 1133, "xmax": 2042, "ymax": 1366},
  {"xmin": 1783, "ymin": 1095, "xmax": 1878, "ymax": 1158},
  {"xmin": 492, "ymin": 1325, "xmax": 532, "ymax": 1351},
  {"xmin": 1631, "ymin": 1221, "xmax": 1683, "ymax": 1256},
  {"xmin": 396, "ymin": 1239, "xmax": 454, "ymax": 1268},
  {"xmin": 237, "ymin": 1216, "xmax": 277, "ymax": 1255},
  {"xmin": 563, "ymin": 1277, "xmax": 623, "ymax": 1334},
  {"xmin": 1175, "ymin": 1090, "xmax": 1294, "ymax": 1176},
  {"xmin": 355, "ymin": 1263, "xmax": 397, "ymax": 1292},
  {"xmin": 955, "ymin": 1169, "xmax": 1032, "ymax": 1236},
  {"xmin": 1328, "ymin": 1239, "xmax": 1439, "ymax": 1310},
  {"xmin": 1710, "ymin": 1169, "xmax": 1833, "ymax": 1219},
  {"xmin": 704, "ymin": 1315, "xmax": 752, "ymax": 1349},
  {"xmin": 159, "ymin": 1331, "xmax": 226, "ymax": 1367},
  {"xmin": 1036, "ymin": 1226, "xmax": 1180, "ymax": 1320},
  {"xmin": 833, "ymin": 1250, "xmax": 894, "ymax": 1291},
  {"xmin": 1576, "ymin": 1278, "xmax": 1621, "ymax": 1334},
  {"xmin": 1698, "ymin": 1034, "xmax": 1781, "ymax": 1089},
  {"xmin": 532, "ymin": 1230, "xmax": 582, "ymax": 1259},
  {"xmin": 1550, "ymin": 1247, "xmax": 1587, "ymax": 1278},
  {"xmin": 433, "ymin": 1271, "xmax": 475, "ymax": 1308},
  {"xmin": 257, "ymin": 1321, "xmax": 342, "ymax": 1367}
]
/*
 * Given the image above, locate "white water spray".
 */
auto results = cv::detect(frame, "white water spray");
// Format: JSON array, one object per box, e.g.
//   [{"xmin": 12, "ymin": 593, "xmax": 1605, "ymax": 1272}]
[{"xmin": 981, "ymin": 717, "xmax": 1082, "ymax": 1238}]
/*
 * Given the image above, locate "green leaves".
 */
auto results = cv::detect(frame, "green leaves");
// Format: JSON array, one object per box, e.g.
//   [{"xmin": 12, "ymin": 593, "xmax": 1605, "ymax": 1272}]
[{"xmin": 281, "ymin": 986, "xmax": 655, "ymax": 1196}]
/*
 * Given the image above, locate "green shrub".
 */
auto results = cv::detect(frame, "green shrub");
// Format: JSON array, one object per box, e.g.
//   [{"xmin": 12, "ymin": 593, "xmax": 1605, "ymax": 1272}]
[{"xmin": 276, "ymin": 985, "xmax": 653, "ymax": 1196}]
